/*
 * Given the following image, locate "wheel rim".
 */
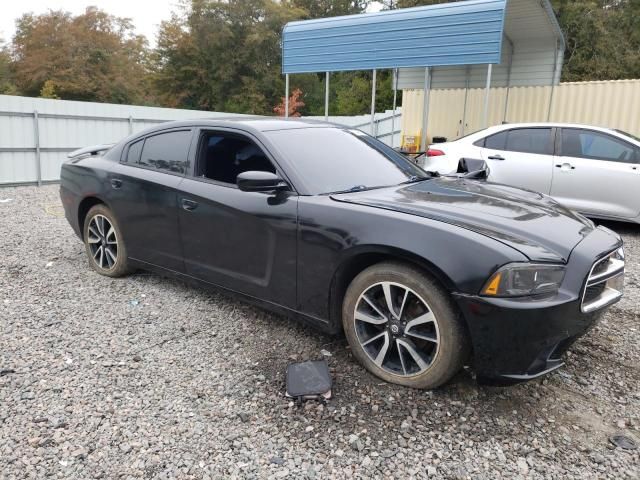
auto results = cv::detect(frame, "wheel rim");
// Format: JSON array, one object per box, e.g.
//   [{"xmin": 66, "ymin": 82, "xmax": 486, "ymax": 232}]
[
  {"xmin": 87, "ymin": 214, "xmax": 118, "ymax": 270},
  {"xmin": 353, "ymin": 281, "xmax": 440, "ymax": 377}
]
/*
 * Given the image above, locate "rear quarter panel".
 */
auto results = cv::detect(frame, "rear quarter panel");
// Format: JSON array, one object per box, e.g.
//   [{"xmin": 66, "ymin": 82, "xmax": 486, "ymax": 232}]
[{"xmin": 60, "ymin": 157, "xmax": 114, "ymax": 236}]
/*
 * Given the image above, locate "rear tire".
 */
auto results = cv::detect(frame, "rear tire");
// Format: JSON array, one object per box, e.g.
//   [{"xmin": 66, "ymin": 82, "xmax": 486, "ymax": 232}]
[
  {"xmin": 342, "ymin": 262, "xmax": 468, "ymax": 389},
  {"xmin": 83, "ymin": 204, "xmax": 132, "ymax": 277}
]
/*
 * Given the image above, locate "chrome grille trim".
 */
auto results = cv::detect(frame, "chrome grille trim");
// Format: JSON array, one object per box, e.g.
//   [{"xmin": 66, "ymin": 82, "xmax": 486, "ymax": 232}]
[{"xmin": 581, "ymin": 247, "xmax": 624, "ymax": 313}]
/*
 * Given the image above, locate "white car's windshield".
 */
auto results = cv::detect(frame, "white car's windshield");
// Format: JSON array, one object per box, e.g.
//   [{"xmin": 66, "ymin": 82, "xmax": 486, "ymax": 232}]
[{"xmin": 615, "ymin": 129, "xmax": 640, "ymax": 143}]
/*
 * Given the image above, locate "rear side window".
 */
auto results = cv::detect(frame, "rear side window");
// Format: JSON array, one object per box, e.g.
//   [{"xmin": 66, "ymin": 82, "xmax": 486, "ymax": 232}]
[
  {"xmin": 125, "ymin": 139, "xmax": 143, "ymax": 164},
  {"xmin": 139, "ymin": 130, "xmax": 192, "ymax": 174},
  {"xmin": 484, "ymin": 131, "xmax": 507, "ymax": 150},
  {"xmin": 504, "ymin": 128, "xmax": 552, "ymax": 155},
  {"xmin": 561, "ymin": 128, "xmax": 638, "ymax": 163},
  {"xmin": 483, "ymin": 128, "xmax": 552, "ymax": 155}
]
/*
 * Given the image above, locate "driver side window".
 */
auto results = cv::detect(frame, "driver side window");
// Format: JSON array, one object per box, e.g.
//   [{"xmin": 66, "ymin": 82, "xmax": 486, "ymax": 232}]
[{"xmin": 196, "ymin": 131, "xmax": 276, "ymax": 185}]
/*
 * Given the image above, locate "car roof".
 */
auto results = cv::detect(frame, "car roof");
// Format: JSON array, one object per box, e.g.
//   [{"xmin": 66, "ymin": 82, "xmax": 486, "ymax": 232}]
[
  {"xmin": 487, "ymin": 122, "xmax": 618, "ymax": 133},
  {"xmin": 137, "ymin": 116, "xmax": 343, "ymax": 137}
]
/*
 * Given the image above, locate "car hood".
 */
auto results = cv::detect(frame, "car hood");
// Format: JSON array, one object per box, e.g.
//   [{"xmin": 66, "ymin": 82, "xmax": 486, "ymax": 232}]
[{"xmin": 331, "ymin": 177, "xmax": 595, "ymax": 262}]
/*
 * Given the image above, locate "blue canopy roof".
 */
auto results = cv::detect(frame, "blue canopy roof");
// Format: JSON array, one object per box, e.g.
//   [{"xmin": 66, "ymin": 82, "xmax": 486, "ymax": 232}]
[{"xmin": 282, "ymin": 0, "xmax": 507, "ymax": 74}]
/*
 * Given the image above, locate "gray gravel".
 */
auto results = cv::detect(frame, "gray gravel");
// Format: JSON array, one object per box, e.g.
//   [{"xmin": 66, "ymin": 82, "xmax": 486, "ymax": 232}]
[{"xmin": 1, "ymin": 185, "xmax": 639, "ymax": 479}]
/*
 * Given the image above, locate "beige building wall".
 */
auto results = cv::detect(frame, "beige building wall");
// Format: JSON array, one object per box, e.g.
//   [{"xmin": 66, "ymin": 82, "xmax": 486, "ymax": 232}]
[{"xmin": 401, "ymin": 79, "xmax": 640, "ymax": 148}]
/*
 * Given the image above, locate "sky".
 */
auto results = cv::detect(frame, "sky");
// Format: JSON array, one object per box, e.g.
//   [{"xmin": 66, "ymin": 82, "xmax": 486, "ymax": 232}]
[
  {"xmin": 0, "ymin": 0, "xmax": 385, "ymax": 47},
  {"xmin": 0, "ymin": 0, "xmax": 181, "ymax": 46}
]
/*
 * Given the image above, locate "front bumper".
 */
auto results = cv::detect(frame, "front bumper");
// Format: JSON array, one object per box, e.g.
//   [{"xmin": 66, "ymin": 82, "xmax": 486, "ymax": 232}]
[{"xmin": 455, "ymin": 226, "xmax": 623, "ymax": 384}]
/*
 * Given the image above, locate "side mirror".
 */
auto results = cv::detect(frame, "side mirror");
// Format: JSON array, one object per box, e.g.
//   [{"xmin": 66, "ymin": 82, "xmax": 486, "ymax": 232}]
[{"xmin": 237, "ymin": 171, "xmax": 288, "ymax": 192}]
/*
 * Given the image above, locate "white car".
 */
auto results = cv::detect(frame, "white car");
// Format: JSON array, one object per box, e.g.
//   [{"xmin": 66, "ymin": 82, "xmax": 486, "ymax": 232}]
[{"xmin": 423, "ymin": 123, "xmax": 640, "ymax": 223}]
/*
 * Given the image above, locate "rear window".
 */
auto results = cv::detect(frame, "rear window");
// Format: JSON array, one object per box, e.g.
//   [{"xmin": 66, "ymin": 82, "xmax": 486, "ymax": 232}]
[
  {"xmin": 139, "ymin": 130, "xmax": 192, "ymax": 174},
  {"xmin": 125, "ymin": 139, "xmax": 143, "ymax": 164},
  {"xmin": 484, "ymin": 131, "xmax": 507, "ymax": 150}
]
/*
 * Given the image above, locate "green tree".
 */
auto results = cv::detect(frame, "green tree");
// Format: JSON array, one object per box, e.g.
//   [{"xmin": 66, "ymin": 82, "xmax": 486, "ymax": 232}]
[
  {"xmin": 0, "ymin": 39, "xmax": 17, "ymax": 94},
  {"xmin": 385, "ymin": 0, "xmax": 640, "ymax": 81},
  {"xmin": 12, "ymin": 7, "xmax": 152, "ymax": 103},
  {"xmin": 153, "ymin": 0, "xmax": 305, "ymax": 114},
  {"xmin": 39, "ymin": 79, "xmax": 60, "ymax": 99},
  {"xmin": 552, "ymin": 0, "xmax": 640, "ymax": 81},
  {"xmin": 291, "ymin": 0, "xmax": 368, "ymax": 18}
]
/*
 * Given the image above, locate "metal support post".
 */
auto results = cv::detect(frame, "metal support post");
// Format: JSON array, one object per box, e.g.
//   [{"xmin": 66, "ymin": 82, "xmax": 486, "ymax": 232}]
[
  {"xmin": 420, "ymin": 67, "xmax": 431, "ymax": 152},
  {"xmin": 391, "ymin": 68, "xmax": 398, "ymax": 148},
  {"xmin": 324, "ymin": 72, "xmax": 330, "ymax": 122},
  {"xmin": 483, "ymin": 64, "xmax": 493, "ymax": 128},
  {"xmin": 370, "ymin": 69, "xmax": 377, "ymax": 136},
  {"xmin": 285, "ymin": 74, "xmax": 290, "ymax": 118},
  {"xmin": 33, "ymin": 110, "xmax": 42, "ymax": 186}
]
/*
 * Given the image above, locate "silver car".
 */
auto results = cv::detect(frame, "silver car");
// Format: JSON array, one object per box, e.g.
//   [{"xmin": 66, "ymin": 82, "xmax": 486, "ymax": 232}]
[{"xmin": 423, "ymin": 123, "xmax": 640, "ymax": 223}]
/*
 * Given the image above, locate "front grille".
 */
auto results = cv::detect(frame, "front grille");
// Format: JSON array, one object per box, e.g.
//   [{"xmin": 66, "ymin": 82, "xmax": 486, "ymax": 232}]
[
  {"xmin": 591, "ymin": 260, "xmax": 609, "ymax": 277},
  {"xmin": 581, "ymin": 247, "xmax": 625, "ymax": 313},
  {"xmin": 584, "ymin": 283, "xmax": 606, "ymax": 304}
]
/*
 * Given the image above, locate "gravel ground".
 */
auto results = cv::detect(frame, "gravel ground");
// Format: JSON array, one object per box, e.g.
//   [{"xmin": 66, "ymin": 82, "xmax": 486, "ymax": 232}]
[{"xmin": 0, "ymin": 185, "xmax": 638, "ymax": 479}]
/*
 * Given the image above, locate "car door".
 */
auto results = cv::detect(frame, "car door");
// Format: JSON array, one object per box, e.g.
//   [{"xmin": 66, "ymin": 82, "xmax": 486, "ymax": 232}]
[
  {"xmin": 477, "ymin": 127, "xmax": 554, "ymax": 194},
  {"xmin": 550, "ymin": 128, "xmax": 640, "ymax": 218},
  {"xmin": 177, "ymin": 128, "xmax": 298, "ymax": 308},
  {"xmin": 107, "ymin": 129, "xmax": 193, "ymax": 272}
]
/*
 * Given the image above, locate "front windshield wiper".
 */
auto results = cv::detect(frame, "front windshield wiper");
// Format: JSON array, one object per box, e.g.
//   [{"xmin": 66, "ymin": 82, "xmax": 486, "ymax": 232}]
[
  {"xmin": 325, "ymin": 185, "xmax": 383, "ymax": 195},
  {"xmin": 399, "ymin": 173, "xmax": 437, "ymax": 185}
]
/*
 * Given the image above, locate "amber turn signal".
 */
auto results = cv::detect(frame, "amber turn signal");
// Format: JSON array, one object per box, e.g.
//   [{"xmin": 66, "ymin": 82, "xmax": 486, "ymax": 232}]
[{"xmin": 482, "ymin": 272, "xmax": 502, "ymax": 296}]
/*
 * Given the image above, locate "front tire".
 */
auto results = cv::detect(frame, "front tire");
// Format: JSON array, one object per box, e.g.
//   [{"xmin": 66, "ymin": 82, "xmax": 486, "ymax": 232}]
[
  {"xmin": 83, "ymin": 204, "xmax": 131, "ymax": 277},
  {"xmin": 342, "ymin": 262, "xmax": 468, "ymax": 389}
]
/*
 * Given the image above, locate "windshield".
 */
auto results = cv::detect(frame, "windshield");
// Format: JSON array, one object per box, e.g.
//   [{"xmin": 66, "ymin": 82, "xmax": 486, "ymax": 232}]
[
  {"xmin": 265, "ymin": 127, "xmax": 429, "ymax": 194},
  {"xmin": 615, "ymin": 129, "xmax": 640, "ymax": 143}
]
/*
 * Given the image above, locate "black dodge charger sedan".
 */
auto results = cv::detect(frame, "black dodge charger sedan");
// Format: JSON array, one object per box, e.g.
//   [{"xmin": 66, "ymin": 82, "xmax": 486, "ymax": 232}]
[{"xmin": 60, "ymin": 118, "xmax": 625, "ymax": 389}]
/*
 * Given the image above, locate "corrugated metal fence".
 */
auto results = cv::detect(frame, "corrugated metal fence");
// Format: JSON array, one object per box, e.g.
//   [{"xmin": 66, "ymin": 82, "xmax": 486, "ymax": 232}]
[
  {"xmin": 0, "ymin": 95, "xmax": 401, "ymax": 186},
  {"xmin": 401, "ymin": 79, "xmax": 640, "ymax": 145}
]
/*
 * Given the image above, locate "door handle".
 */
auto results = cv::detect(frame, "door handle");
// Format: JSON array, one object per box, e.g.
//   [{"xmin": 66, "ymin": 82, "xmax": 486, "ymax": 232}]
[
  {"xmin": 555, "ymin": 163, "xmax": 576, "ymax": 170},
  {"xmin": 110, "ymin": 178, "xmax": 123, "ymax": 189},
  {"xmin": 181, "ymin": 198, "xmax": 198, "ymax": 211},
  {"xmin": 488, "ymin": 154, "xmax": 505, "ymax": 161}
]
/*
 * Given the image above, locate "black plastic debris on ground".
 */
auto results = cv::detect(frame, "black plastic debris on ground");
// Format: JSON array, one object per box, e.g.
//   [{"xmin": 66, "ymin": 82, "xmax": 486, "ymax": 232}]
[
  {"xmin": 609, "ymin": 434, "xmax": 638, "ymax": 450},
  {"xmin": 286, "ymin": 360, "xmax": 332, "ymax": 402}
]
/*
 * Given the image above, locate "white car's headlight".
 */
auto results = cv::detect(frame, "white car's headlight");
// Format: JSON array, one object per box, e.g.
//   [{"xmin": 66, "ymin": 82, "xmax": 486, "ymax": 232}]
[{"xmin": 481, "ymin": 263, "xmax": 566, "ymax": 297}]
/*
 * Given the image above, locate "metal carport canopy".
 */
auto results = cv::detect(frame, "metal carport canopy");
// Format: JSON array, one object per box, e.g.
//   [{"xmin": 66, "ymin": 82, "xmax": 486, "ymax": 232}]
[
  {"xmin": 281, "ymin": 0, "xmax": 563, "ymax": 151},
  {"xmin": 282, "ymin": 0, "xmax": 506, "ymax": 73}
]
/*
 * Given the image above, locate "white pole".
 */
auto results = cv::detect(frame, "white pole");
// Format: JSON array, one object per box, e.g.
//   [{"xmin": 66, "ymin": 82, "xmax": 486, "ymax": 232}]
[
  {"xmin": 461, "ymin": 66, "xmax": 470, "ymax": 136},
  {"xmin": 483, "ymin": 64, "xmax": 492, "ymax": 128},
  {"xmin": 504, "ymin": 41, "xmax": 514, "ymax": 122},
  {"xmin": 420, "ymin": 67, "xmax": 431, "ymax": 152},
  {"xmin": 325, "ymin": 71, "xmax": 330, "ymax": 122},
  {"xmin": 285, "ymin": 74, "xmax": 290, "ymax": 118},
  {"xmin": 391, "ymin": 68, "xmax": 398, "ymax": 148},
  {"xmin": 370, "ymin": 69, "xmax": 377, "ymax": 136},
  {"xmin": 547, "ymin": 41, "xmax": 559, "ymax": 121}
]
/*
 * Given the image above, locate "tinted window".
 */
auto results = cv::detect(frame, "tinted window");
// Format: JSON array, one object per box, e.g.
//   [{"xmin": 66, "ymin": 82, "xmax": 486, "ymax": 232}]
[
  {"xmin": 505, "ymin": 128, "xmax": 551, "ymax": 154},
  {"xmin": 483, "ymin": 128, "xmax": 552, "ymax": 155},
  {"xmin": 265, "ymin": 128, "xmax": 429, "ymax": 195},
  {"xmin": 125, "ymin": 139, "xmax": 143, "ymax": 163},
  {"xmin": 197, "ymin": 132, "xmax": 276, "ymax": 184},
  {"xmin": 562, "ymin": 128, "xmax": 638, "ymax": 163},
  {"xmin": 139, "ymin": 130, "xmax": 191, "ymax": 174},
  {"xmin": 484, "ymin": 131, "xmax": 507, "ymax": 150}
]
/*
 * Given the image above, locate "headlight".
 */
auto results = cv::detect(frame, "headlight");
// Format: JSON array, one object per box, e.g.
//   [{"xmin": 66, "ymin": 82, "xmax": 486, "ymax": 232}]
[{"xmin": 481, "ymin": 263, "xmax": 566, "ymax": 297}]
